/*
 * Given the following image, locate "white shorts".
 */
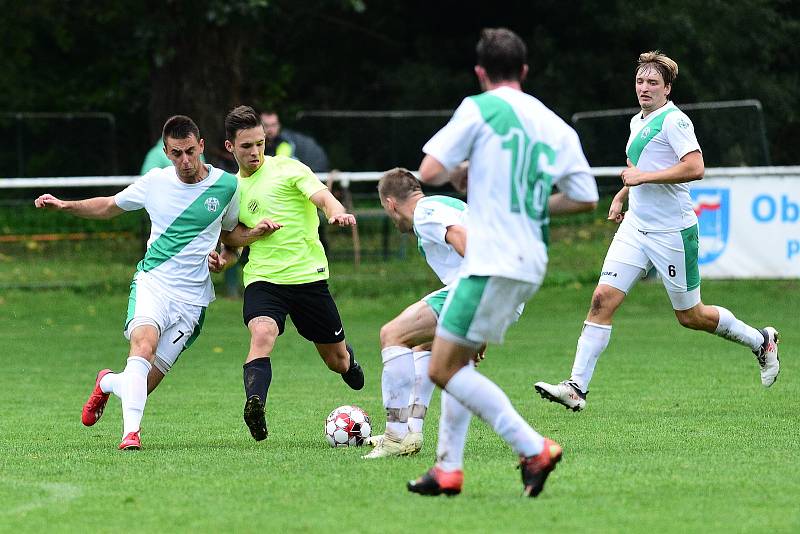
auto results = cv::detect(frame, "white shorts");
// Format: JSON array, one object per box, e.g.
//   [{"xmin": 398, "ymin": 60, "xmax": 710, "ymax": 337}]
[
  {"xmin": 599, "ymin": 218, "xmax": 701, "ymax": 310},
  {"xmin": 124, "ymin": 277, "xmax": 206, "ymax": 374},
  {"xmin": 436, "ymin": 275, "xmax": 537, "ymax": 348}
]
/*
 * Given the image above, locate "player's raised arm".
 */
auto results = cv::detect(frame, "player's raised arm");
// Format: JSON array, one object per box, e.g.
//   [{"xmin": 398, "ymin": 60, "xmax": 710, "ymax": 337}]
[
  {"xmin": 310, "ymin": 188, "xmax": 356, "ymax": 226},
  {"xmin": 34, "ymin": 194, "xmax": 124, "ymax": 219}
]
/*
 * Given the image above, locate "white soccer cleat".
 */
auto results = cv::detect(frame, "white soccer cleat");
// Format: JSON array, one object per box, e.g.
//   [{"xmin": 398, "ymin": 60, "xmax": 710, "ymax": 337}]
[
  {"xmin": 534, "ymin": 380, "xmax": 587, "ymax": 412},
  {"xmin": 754, "ymin": 327, "xmax": 780, "ymax": 387},
  {"xmin": 362, "ymin": 432, "xmax": 423, "ymax": 459},
  {"xmin": 365, "ymin": 434, "xmax": 383, "ymax": 448}
]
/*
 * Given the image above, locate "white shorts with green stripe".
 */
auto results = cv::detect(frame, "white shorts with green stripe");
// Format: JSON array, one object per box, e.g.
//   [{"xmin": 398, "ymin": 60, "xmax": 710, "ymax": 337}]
[
  {"xmin": 599, "ymin": 218, "xmax": 701, "ymax": 311},
  {"xmin": 436, "ymin": 276, "xmax": 537, "ymax": 348},
  {"xmin": 124, "ymin": 275, "xmax": 207, "ymax": 374}
]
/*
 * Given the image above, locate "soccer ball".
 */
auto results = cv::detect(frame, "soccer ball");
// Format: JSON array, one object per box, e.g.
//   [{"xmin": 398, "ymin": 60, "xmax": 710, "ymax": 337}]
[{"xmin": 324, "ymin": 405, "xmax": 372, "ymax": 447}]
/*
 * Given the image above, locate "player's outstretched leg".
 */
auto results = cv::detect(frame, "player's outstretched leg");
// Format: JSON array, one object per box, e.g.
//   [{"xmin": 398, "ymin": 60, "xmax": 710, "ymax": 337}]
[
  {"xmin": 519, "ymin": 438, "xmax": 563, "ymax": 497},
  {"xmin": 534, "ymin": 380, "xmax": 587, "ymax": 411},
  {"xmin": 82, "ymin": 368, "xmax": 113, "ymax": 426},
  {"xmin": 340, "ymin": 344, "xmax": 365, "ymax": 390},
  {"xmin": 754, "ymin": 327, "xmax": 780, "ymax": 387},
  {"xmin": 242, "ymin": 357, "xmax": 271, "ymax": 440}
]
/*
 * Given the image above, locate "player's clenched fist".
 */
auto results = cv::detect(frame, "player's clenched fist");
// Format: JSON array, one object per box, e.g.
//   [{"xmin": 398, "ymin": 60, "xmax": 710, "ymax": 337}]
[{"xmin": 34, "ymin": 194, "xmax": 65, "ymax": 210}]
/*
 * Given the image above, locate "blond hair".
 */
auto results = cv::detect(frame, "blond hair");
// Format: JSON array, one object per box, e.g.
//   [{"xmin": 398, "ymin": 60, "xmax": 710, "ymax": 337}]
[{"xmin": 636, "ymin": 51, "xmax": 678, "ymax": 87}]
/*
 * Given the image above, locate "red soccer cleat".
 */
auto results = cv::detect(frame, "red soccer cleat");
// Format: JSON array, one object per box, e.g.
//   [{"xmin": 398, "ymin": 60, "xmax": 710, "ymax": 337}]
[
  {"xmin": 519, "ymin": 438, "xmax": 563, "ymax": 497},
  {"xmin": 407, "ymin": 466, "xmax": 464, "ymax": 496},
  {"xmin": 119, "ymin": 430, "xmax": 141, "ymax": 450},
  {"xmin": 81, "ymin": 369, "xmax": 113, "ymax": 426}
]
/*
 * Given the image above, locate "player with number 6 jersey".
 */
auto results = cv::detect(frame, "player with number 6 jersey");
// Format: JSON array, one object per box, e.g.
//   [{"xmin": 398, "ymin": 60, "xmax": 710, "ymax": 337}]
[{"xmin": 534, "ymin": 50, "xmax": 780, "ymax": 413}]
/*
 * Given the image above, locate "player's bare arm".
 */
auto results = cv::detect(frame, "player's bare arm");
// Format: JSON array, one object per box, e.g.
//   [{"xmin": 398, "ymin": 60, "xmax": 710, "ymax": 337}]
[
  {"xmin": 419, "ymin": 156, "xmax": 468, "ymax": 192},
  {"xmin": 221, "ymin": 219, "xmax": 282, "ymax": 247},
  {"xmin": 34, "ymin": 194, "xmax": 124, "ymax": 219},
  {"xmin": 548, "ymin": 192, "xmax": 597, "ymax": 216},
  {"xmin": 621, "ymin": 150, "xmax": 704, "ymax": 187},
  {"xmin": 310, "ymin": 189, "xmax": 356, "ymax": 226},
  {"xmin": 607, "ymin": 186, "xmax": 629, "ymax": 223},
  {"xmin": 444, "ymin": 224, "xmax": 467, "ymax": 257}
]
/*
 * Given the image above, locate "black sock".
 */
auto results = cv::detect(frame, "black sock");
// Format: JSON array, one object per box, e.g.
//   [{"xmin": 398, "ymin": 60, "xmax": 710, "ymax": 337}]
[{"xmin": 243, "ymin": 357, "xmax": 272, "ymax": 404}]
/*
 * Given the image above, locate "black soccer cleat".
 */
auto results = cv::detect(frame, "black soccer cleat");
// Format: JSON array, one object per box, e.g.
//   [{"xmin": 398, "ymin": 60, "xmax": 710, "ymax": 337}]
[
  {"xmin": 243, "ymin": 395, "xmax": 268, "ymax": 441},
  {"xmin": 519, "ymin": 438, "xmax": 563, "ymax": 497},
  {"xmin": 341, "ymin": 344, "xmax": 364, "ymax": 390}
]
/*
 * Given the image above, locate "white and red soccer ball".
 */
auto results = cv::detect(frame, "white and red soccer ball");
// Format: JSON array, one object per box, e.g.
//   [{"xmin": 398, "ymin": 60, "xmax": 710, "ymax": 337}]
[{"xmin": 325, "ymin": 405, "xmax": 372, "ymax": 447}]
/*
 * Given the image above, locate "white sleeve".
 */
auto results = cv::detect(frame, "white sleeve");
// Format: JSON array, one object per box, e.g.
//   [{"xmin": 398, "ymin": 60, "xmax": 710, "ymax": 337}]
[
  {"xmin": 221, "ymin": 186, "xmax": 240, "ymax": 231},
  {"xmin": 552, "ymin": 129, "xmax": 599, "ymax": 202},
  {"xmin": 414, "ymin": 202, "xmax": 463, "ymax": 246},
  {"xmin": 422, "ymin": 99, "xmax": 481, "ymax": 171},
  {"xmin": 114, "ymin": 171, "xmax": 155, "ymax": 211},
  {"xmin": 665, "ymin": 112, "xmax": 701, "ymax": 160}
]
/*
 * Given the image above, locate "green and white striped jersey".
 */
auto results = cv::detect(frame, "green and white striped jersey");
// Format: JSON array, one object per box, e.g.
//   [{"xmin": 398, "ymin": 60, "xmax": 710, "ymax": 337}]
[
  {"xmin": 413, "ymin": 195, "xmax": 467, "ymax": 286},
  {"xmin": 625, "ymin": 101, "xmax": 701, "ymax": 232},
  {"xmin": 114, "ymin": 164, "xmax": 239, "ymax": 306},
  {"xmin": 423, "ymin": 86, "xmax": 598, "ymax": 285}
]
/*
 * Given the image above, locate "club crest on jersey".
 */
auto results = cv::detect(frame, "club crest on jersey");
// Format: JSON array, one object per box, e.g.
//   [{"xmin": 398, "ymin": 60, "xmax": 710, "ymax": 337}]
[
  {"xmin": 677, "ymin": 118, "xmax": 690, "ymax": 129},
  {"xmin": 690, "ymin": 188, "xmax": 730, "ymax": 265},
  {"xmin": 640, "ymin": 127, "xmax": 651, "ymax": 139},
  {"xmin": 204, "ymin": 197, "xmax": 220, "ymax": 212},
  {"xmin": 248, "ymin": 199, "xmax": 259, "ymax": 213}
]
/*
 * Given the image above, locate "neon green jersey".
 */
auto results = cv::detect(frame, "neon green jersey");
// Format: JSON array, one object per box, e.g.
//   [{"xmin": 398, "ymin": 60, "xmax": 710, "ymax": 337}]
[{"xmin": 238, "ymin": 156, "xmax": 328, "ymax": 286}]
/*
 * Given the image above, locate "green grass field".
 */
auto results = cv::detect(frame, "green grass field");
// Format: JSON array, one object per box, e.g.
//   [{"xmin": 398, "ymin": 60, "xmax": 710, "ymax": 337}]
[{"xmin": 1, "ymin": 273, "xmax": 797, "ymax": 532}]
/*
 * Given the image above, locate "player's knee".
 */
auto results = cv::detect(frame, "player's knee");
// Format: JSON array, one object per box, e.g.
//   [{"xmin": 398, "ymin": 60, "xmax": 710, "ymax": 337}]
[
  {"xmin": 379, "ymin": 321, "xmax": 402, "ymax": 348},
  {"xmin": 588, "ymin": 286, "xmax": 617, "ymax": 319},
  {"xmin": 249, "ymin": 319, "xmax": 278, "ymax": 351},
  {"xmin": 675, "ymin": 309, "xmax": 702, "ymax": 330},
  {"xmin": 426, "ymin": 358, "xmax": 450, "ymax": 388}
]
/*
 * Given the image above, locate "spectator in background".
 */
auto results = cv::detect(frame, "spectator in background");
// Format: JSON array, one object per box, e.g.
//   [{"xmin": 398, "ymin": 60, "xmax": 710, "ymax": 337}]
[
  {"xmin": 260, "ymin": 111, "xmax": 330, "ymax": 173},
  {"xmin": 261, "ymin": 110, "xmax": 332, "ymax": 252}
]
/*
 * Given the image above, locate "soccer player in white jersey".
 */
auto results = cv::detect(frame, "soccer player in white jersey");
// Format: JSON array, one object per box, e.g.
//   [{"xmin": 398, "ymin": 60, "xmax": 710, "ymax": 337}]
[
  {"xmin": 363, "ymin": 167, "xmax": 473, "ymax": 459},
  {"xmin": 34, "ymin": 115, "xmax": 263, "ymax": 450},
  {"xmin": 534, "ymin": 51, "xmax": 780, "ymax": 412},
  {"xmin": 406, "ymin": 28, "xmax": 599, "ymax": 497}
]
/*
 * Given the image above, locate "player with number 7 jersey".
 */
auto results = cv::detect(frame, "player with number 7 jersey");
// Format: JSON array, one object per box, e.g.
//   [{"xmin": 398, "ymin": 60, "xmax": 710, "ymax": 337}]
[{"xmin": 34, "ymin": 115, "xmax": 247, "ymax": 451}]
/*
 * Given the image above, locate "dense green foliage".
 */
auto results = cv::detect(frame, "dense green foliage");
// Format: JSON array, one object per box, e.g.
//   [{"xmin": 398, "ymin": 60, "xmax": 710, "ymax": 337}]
[{"xmin": 1, "ymin": 0, "xmax": 799, "ymax": 175}]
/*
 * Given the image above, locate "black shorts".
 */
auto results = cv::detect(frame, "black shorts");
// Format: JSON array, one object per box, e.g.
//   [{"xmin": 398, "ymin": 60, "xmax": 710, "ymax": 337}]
[{"xmin": 243, "ymin": 280, "xmax": 346, "ymax": 344}]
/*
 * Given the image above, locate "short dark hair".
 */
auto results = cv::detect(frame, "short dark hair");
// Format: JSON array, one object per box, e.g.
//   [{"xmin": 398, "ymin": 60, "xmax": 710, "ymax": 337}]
[
  {"xmin": 162, "ymin": 115, "xmax": 200, "ymax": 145},
  {"xmin": 378, "ymin": 167, "xmax": 422, "ymax": 201},
  {"xmin": 225, "ymin": 105, "xmax": 261, "ymax": 141},
  {"xmin": 476, "ymin": 28, "xmax": 527, "ymax": 83}
]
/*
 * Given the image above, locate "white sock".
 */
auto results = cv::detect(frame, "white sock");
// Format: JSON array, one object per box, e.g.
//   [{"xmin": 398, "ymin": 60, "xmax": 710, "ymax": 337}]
[
  {"xmin": 381, "ymin": 346, "xmax": 414, "ymax": 438},
  {"xmin": 570, "ymin": 321, "xmax": 612, "ymax": 392},
  {"xmin": 444, "ymin": 365, "xmax": 544, "ymax": 457},
  {"xmin": 120, "ymin": 356, "xmax": 151, "ymax": 438},
  {"xmin": 408, "ymin": 351, "xmax": 434, "ymax": 434},
  {"xmin": 714, "ymin": 306, "xmax": 764, "ymax": 351},
  {"xmin": 99, "ymin": 372, "xmax": 120, "ymax": 395},
  {"xmin": 436, "ymin": 389, "xmax": 472, "ymax": 471}
]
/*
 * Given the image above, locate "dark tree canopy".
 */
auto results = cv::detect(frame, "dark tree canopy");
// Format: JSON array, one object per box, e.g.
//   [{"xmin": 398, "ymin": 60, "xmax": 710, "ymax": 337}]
[{"xmin": 1, "ymin": 0, "xmax": 798, "ymax": 174}]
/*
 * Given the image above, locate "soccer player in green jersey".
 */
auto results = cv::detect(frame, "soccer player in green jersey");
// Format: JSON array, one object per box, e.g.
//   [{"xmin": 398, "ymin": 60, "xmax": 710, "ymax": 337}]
[
  {"xmin": 216, "ymin": 105, "xmax": 364, "ymax": 441},
  {"xmin": 534, "ymin": 51, "xmax": 779, "ymax": 412}
]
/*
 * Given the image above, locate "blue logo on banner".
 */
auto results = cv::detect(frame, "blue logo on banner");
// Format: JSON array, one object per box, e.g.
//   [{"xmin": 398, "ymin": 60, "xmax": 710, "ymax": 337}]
[{"xmin": 691, "ymin": 188, "xmax": 730, "ymax": 265}]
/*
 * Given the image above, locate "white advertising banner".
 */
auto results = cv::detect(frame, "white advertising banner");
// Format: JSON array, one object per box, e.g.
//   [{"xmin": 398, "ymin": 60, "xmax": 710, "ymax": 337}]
[{"xmin": 688, "ymin": 176, "xmax": 800, "ymax": 278}]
